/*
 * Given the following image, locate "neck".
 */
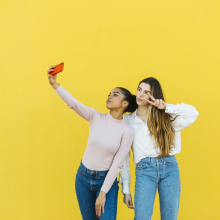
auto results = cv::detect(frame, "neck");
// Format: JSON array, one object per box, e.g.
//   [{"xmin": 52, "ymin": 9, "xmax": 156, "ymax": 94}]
[
  {"xmin": 137, "ymin": 105, "xmax": 149, "ymax": 115},
  {"xmin": 109, "ymin": 110, "xmax": 123, "ymax": 120}
]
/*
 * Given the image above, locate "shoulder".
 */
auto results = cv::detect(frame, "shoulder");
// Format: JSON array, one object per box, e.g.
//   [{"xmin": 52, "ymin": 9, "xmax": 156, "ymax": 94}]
[
  {"xmin": 123, "ymin": 122, "xmax": 135, "ymax": 138},
  {"xmin": 87, "ymin": 108, "xmax": 103, "ymax": 120},
  {"xmin": 123, "ymin": 112, "xmax": 134, "ymax": 124},
  {"xmin": 88, "ymin": 107, "xmax": 100, "ymax": 115}
]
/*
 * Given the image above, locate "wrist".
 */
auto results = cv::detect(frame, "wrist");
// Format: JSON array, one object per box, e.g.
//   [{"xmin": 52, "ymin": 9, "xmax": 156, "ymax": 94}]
[
  {"xmin": 99, "ymin": 190, "xmax": 106, "ymax": 197},
  {"xmin": 51, "ymin": 82, "xmax": 60, "ymax": 89}
]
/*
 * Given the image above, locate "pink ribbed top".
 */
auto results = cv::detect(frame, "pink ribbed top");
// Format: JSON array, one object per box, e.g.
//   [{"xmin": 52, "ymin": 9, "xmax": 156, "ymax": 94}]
[{"xmin": 55, "ymin": 85, "xmax": 134, "ymax": 193}]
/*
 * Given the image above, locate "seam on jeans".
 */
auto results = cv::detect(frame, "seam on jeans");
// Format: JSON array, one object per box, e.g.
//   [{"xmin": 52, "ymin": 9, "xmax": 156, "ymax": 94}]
[
  {"xmin": 111, "ymin": 180, "xmax": 119, "ymax": 220},
  {"xmin": 156, "ymin": 160, "xmax": 160, "ymax": 182},
  {"xmin": 112, "ymin": 181, "xmax": 116, "ymax": 220},
  {"xmin": 111, "ymin": 188, "xmax": 116, "ymax": 220},
  {"xmin": 177, "ymin": 177, "xmax": 181, "ymax": 212}
]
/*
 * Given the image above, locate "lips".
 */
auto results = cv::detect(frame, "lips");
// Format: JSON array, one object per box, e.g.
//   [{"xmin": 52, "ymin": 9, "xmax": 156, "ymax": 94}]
[
  {"xmin": 107, "ymin": 100, "xmax": 111, "ymax": 103},
  {"xmin": 137, "ymin": 98, "xmax": 142, "ymax": 102}
]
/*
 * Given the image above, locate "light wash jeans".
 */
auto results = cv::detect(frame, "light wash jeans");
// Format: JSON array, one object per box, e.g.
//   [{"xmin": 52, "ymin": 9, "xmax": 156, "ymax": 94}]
[
  {"xmin": 75, "ymin": 161, "xmax": 119, "ymax": 220},
  {"xmin": 134, "ymin": 155, "xmax": 181, "ymax": 220}
]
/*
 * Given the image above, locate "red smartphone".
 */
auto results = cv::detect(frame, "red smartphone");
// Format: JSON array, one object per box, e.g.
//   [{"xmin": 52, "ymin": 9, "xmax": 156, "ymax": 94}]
[{"xmin": 50, "ymin": 62, "xmax": 64, "ymax": 75}]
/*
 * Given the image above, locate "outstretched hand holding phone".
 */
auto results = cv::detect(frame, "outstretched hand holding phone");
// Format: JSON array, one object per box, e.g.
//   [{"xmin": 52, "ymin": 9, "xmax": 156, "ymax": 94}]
[{"xmin": 47, "ymin": 65, "xmax": 60, "ymax": 90}]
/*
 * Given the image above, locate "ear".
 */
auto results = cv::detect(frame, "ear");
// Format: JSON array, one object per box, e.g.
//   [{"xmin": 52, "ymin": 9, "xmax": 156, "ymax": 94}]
[{"xmin": 122, "ymin": 100, "xmax": 129, "ymax": 108}]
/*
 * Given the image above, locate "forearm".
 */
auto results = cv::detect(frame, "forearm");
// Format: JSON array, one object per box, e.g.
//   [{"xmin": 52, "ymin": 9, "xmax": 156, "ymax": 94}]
[
  {"xmin": 165, "ymin": 103, "xmax": 199, "ymax": 130},
  {"xmin": 122, "ymin": 181, "xmax": 131, "ymax": 194},
  {"xmin": 54, "ymin": 85, "xmax": 95, "ymax": 121},
  {"xmin": 119, "ymin": 151, "xmax": 131, "ymax": 194}
]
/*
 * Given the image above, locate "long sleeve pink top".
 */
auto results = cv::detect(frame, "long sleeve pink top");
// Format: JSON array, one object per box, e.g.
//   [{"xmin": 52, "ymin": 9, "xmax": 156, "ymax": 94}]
[{"xmin": 55, "ymin": 85, "xmax": 134, "ymax": 193}]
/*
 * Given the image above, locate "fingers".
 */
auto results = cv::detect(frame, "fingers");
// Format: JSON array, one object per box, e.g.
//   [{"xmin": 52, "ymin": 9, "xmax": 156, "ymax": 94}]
[
  {"xmin": 47, "ymin": 65, "xmax": 56, "ymax": 74},
  {"xmin": 146, "ymin": 93, "xmax": 164, "ymax": 109},
  {"xmin": 47, "ymin": 73, "xmax": 54, "ymax": 77},
  {"xmin": 157, "ymin": 99, "xmax": 165, "ymax": 109},
  {"xmin": 47, "ymin": 68, "xmax": 55, "ymax": 74},
  {"xmin": 129, "ymin": 200, "xmax": 134, "ymax": 208},
  {"xmin": 128, "ymin": 200, "xmax": 134, "ymax": 209},
  {"xmin": 95, "ymin": 205, "xmax": 101, "ymax": 217},
  {"xmin": 148, "ymin": 93, "xmax": 156, "ymax": 101},
  {"xmin": 146, "ymin": 99, "xmax": 156, "ymax": 106},
  {"xmin": 146, "ymin": 98, "xmax": 165, "ymax": 109},
  {"xmin": 127, "ymin": 202, "xmax": 131, "ymax": 208},
  {"xmin": 102, "ymin": 204, "xmax": 105, "ymax": 214},
  {"xmin": 95, "ymin": 204, "xmax": 105, "ymax": 217}
]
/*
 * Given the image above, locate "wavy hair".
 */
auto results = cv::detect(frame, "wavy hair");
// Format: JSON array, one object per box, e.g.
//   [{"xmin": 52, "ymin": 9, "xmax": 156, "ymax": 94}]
[{"xmin": 139, "ymin": 77, "xmax": 177, "ymax": 157}]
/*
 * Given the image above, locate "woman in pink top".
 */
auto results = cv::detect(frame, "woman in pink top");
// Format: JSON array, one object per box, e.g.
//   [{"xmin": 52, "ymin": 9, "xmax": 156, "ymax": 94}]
[{"xmin": 47, "ymin": 65, "xmax": 136, "ymax": 220}]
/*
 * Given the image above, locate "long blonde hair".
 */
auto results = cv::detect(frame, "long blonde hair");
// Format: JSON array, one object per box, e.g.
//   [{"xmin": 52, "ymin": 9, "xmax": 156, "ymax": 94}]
[{"xmin": 139, "ymin": 77, "xmax": 177, "ymax": 157}]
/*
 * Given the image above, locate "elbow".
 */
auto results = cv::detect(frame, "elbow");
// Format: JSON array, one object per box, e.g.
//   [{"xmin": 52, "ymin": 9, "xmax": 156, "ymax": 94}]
[{"xmin": 193, "ymin": 109, "xmax": 199, "ymax": 121}]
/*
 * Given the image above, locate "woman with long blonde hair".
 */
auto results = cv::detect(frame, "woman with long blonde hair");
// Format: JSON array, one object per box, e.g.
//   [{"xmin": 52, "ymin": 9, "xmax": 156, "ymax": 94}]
[{"xmin": 119, "ymin": 77, "xmax": 199, "ymax": 220}]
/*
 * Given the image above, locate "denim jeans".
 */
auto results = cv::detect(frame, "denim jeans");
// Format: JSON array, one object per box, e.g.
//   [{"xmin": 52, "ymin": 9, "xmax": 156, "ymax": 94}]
[
  {"xmin": 75, "ymin": 161, "xmax": 119, "ymax": 220},
  {"xmin": 134, "ymin": 155, "xmax": 181, "ymax": 220}
]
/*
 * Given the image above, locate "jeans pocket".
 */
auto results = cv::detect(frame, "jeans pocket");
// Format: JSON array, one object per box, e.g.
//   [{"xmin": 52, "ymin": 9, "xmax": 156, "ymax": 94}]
[
  {"xmin": 77, "ymin": 168, "xmax": 85, "ymax": 176},
  {"xmin": 136, "ymin": 161, "xmax": 147, "ymax": 170},
  {"xmin": 164, "ymin": 158, "xmax": 178, "ymax": 166}
]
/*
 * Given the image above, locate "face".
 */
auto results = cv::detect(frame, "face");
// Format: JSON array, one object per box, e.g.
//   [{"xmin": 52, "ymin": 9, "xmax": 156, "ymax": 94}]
[
  {"xmin": 136, "ymin": 83, "xmax": 151, "ymax": 106},
  {"xmin": 106, "ymin": 88, "xmax": 128, "ymax": 110}
]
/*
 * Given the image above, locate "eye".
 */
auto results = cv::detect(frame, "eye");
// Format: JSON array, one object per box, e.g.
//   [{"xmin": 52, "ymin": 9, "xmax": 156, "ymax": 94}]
[
  {"xmin": 138, "ymin": 88, "xmax": 141, "ymax": 91},
  {"xmin": 145, "ymin": 92, "xmax": 148, "ymax": 94},
  {"xmin": 114, "ymin": 94, "xmax": 118, "ymax": 96}
]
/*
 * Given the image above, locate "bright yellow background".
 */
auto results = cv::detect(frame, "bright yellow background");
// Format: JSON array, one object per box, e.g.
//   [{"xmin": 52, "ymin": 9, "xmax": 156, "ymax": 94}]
[{"xmin": 0, "ymin": 0, "xmax": 219, "ymax": 219}]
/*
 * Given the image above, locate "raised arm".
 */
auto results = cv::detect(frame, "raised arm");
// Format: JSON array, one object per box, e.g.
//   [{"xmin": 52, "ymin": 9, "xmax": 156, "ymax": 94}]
[
  {"xmin": 47, "ymin": 65, "xmax": 97, "ymax": 122},
  {"xmin": 165, "ymin": 103, "xmax": 199, "ymax": 131},
  {"xmin": 145, "ymin": 93, "xmax": 199, "ymax": 131}
]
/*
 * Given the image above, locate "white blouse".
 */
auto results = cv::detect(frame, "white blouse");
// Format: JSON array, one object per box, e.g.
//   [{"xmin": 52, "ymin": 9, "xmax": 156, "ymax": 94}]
[{"xmin": 119, "ymin": 103, "xmax": 199, "ymax": 194}]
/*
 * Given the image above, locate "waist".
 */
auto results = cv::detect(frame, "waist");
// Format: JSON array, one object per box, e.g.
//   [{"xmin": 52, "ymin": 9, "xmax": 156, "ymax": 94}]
[
  {"xmin": 79, "ymin": 160, "xmax": 109, "ymax": 177},
  {"xmin": 137, "ymin": 155, "xmax": 176, "ymax": 164}
]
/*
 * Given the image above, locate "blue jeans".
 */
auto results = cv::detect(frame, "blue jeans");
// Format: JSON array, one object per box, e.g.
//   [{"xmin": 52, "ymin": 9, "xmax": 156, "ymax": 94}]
[
  {"xmin": 134, "ymin": 155, "xmax": 181, "ymax": 220},
  {"xmin": 75, "ymin": 161, "xmax": 119, "ymax": 220}
]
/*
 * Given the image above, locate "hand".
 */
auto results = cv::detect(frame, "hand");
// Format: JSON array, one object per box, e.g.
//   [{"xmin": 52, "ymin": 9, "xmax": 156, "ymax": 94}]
[
  {"xmin": 47, "ymin": 65, "xmax": 57, "ymax": 86},
  {"xmin": 123, "ymin": 194, "xmax": 134, "ymax": 209},
  {"xmin": 146, "ymin": 93, "xmax": 166, "ymax": 110},
  {"xmin": 95, "ymin": 191, "xmax": 106, "ymax": 217}
]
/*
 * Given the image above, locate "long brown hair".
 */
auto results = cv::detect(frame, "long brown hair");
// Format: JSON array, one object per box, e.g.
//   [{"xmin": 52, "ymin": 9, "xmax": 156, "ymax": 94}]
[{"xmin": 139, "ymin": 77, "xmax": 176, "ymax": 157}]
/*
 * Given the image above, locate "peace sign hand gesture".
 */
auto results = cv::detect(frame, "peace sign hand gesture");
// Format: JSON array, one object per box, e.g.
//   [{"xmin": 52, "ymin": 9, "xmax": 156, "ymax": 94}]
[{"xmin": 146, "ymin": 93, "xmax": 166, "ymax": 110}]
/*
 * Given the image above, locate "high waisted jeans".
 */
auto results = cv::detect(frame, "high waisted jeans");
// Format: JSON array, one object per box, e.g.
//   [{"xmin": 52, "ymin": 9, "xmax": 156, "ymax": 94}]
[
  {"xmin": 75, "ymin": 161, "xmax": 119, "ymax": 220},
  {"xmin": 134, "ymin": 155, "xmax": 181, "ymax": 220}
]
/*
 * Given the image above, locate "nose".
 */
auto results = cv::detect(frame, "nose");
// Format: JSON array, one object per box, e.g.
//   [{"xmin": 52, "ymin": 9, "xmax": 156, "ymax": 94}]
[{"xmin": 139, "ymin": 92, "xmax": 144, "ymax": 97}]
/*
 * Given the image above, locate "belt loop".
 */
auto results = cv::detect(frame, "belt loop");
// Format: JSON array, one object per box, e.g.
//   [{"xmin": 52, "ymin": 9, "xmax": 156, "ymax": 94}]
[{"xmin": 147, "ymin": 157, "xmax": 150, "ymax": 164}]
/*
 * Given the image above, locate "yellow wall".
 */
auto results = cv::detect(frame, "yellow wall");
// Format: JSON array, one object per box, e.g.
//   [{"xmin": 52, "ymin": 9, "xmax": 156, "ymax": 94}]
[{"xmin": 0, "ymin": 0, "xmax": 219, "ymax": 219}]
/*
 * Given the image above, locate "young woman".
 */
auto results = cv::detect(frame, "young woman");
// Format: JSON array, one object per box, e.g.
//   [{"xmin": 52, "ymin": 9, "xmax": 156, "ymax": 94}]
[
  {"xmin": 47, "ymin": 65, "xmax": 137, "ymax": 220},
  {"xmin": 119, "ymin": 77, "xmax": 199, "ymax": 220}
]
